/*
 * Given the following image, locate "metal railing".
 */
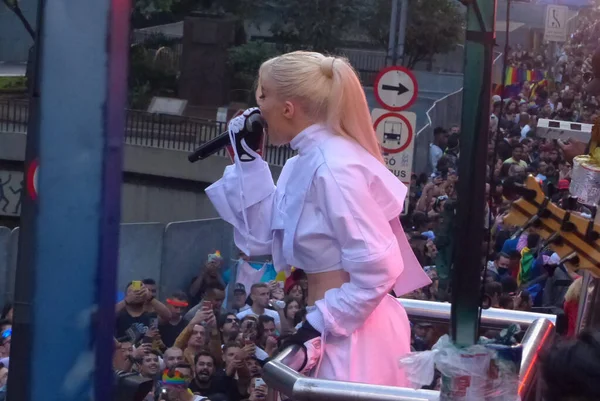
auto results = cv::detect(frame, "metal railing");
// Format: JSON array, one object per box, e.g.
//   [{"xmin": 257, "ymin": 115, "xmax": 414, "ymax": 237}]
[
  {"xmin": 264, "ymin": 301, "xmax": 555, "ymax": 401},
  {"xmin": 0, "ymin": 100, "xmax": 296, "ymax": 166},
  {"xmin": 264, "ymin": 346, "xmax": 440, "ymax": 401},
  {"xmin": 519, "ymin": 318, "xmax": 554, "ymax": 401},
  {"xmin": 399, "ymin": 298, "xmax": 557, "ymax": 330},
  {"xmin": 0, "ymin": 100, "xmax": 29, "ymax": 133}
]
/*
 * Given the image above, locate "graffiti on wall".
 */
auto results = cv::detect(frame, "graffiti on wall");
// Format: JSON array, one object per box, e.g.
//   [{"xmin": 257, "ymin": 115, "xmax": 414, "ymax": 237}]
[{"xmin": 0, "ymin": 171, "xmax": 24, "ymax": 216}]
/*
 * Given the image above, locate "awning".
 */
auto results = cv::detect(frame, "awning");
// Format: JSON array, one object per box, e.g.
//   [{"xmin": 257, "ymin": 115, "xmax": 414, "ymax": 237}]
[{"xmin": 495, "ymin": 21, "xmax": 526, "ymax": 32}]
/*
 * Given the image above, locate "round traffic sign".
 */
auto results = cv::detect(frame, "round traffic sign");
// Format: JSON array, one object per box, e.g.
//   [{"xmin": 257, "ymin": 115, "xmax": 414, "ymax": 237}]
[
  {"xmin": 26, "ymin": 159, "xmax": 39, "ymax": 200},
  {"xmin": 374, "ymin": 66, "xmax": 418, "ymax": 111},
  {"xmin": 373, "ymin": 112, "xmax": 413, "ymax": 154}
]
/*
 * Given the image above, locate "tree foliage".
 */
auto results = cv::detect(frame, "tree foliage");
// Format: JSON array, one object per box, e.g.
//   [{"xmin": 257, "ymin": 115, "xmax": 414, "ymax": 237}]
[
  {"xmin": 229, "ymin": 41, "xmax": 279, "ymax": 92},
  {"xmin": 3, "ymin": 0, "xmax": 183, "ymax": 36},
  {"xmin": 260, "ymin": 0, "xmax": 367, "ymax": 53},
  {"xmin": 362, "ymin": 0, "xmax": 464, "ymax": 68},
  {"xmin": 2, "ymin": 0, "xmax": 35, "ymax": 39},
  {"xmin": 134, "ymin": 0, "xmax": 178, "ymax": 18}
]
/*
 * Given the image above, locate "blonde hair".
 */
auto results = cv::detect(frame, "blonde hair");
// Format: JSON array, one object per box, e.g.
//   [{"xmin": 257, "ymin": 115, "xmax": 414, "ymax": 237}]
[
  {"xmin": 259, "ymin": 51, "xmax": 384, "ymax": 163},
  {"xmin": 564, "ymin": 276, "xmax": 583, "ymax": 303}
]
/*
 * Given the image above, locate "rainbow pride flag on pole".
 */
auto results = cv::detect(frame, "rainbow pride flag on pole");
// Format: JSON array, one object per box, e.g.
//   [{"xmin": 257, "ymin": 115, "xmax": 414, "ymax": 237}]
[{"xmin": 504, "ymin": 67, "xmax": 546, "ymax": 86}]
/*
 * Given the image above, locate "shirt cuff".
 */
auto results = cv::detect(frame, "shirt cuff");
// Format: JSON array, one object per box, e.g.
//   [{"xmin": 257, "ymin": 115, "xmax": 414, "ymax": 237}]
[
  {"xmin": 237, "ymin": 158, "xmax": 274, "ymax": 207},
  {"xmin": 306, "ymin": 308, "xmax": 325, "ymax": 334}
]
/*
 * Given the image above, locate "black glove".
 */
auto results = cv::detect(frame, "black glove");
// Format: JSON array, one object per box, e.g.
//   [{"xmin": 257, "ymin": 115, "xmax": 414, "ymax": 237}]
[
  {"xmin": 226, "ymin": 107, "xmax": 265, "ymax": 162},
  {"xmin": 275, "ymin": 321, "xmax": 321, "ymax": 371}
]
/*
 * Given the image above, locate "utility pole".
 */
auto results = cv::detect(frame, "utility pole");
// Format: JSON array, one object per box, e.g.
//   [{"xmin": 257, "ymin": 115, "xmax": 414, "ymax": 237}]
[
  {"xmin": 451, "ymin": 0, "xmax": 497, "ymax": 347},
  {"xmin": 388, "ymin": 0, "xmax": 399, "ymax": 65},
  {"xmin": 388, "ymin": 0, "xmax": 409, "ymax": 66},
  {"xmin": 397, "ymin": 0, "xmax": 408, "ymax": 65}
]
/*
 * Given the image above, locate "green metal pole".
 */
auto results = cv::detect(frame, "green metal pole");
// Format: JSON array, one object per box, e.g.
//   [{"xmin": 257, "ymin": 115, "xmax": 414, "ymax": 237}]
[{"xmin": 451, "ymin": 0, "xmax": 497, "ymax": 347}]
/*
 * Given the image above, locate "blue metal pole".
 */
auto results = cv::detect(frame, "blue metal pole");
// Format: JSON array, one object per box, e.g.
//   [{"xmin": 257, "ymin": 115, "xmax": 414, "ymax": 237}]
[{"xmin": 7, "ymin": 0, "xmax": 130, "ymax": 400}]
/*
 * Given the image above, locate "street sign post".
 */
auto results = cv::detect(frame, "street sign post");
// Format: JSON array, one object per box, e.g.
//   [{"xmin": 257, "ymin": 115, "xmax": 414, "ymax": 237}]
[
  {"xmin": 374, "ymin": 66, "xmax": 418, "ymax": 111},
  {"xmin": 372, "ymin": 108, "xmax": 416, "ymax": 214},
  {"xmin": 544, "ymin": 5, "xmax": 568, "ymax": 43}
]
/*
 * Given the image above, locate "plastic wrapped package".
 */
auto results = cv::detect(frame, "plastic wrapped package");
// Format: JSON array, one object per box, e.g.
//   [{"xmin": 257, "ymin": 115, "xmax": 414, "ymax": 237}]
[
  {"xmin": 400, "ymin": 334, "xmax": 521, "ymax": 401},
  {"xmin": 570, "ymin": 155, "xmax": 600, "ymax": 206}
]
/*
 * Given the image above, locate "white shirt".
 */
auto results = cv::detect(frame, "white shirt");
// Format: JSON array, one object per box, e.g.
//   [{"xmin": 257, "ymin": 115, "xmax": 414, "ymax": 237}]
[
  {"xmin": 520, "ymin": 124, "xmax": 531, "ymax": 139},
  {"xmin": 429, "ymin": 143, "xmax": 443, "ymax": 173},
  {"xmin": 236, "ymin": 307, "xmax": 281, "ymax": 329},
  {"xmin": 206, "ymin": 124, "xmax": 430, "ymax": 336}
]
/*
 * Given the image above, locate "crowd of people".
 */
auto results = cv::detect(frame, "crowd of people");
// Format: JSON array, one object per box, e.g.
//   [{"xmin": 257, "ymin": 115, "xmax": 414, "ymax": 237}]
[
  {"xmin": 400, "ymin": 5, "xmax": 600, "ymax": 367},
  {"xmin": 107, "ymin": 251, "xmax": 314, "ymax": 401}
]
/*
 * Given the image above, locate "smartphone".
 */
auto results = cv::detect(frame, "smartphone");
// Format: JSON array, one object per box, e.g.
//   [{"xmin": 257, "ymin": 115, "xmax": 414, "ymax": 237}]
[
  {"xmin": 131, "ymin": 280, "xmax": 142, "ymax": 291},
  {"xmin": 201, "ymin": 300, "xmax": 212, "ymax": 310},
  {"xmin": 254, "ymin": 378, "xmax": 265, "ymax": 388},
  {"xmin": 142, "ymin": 336, "xmax": 153, "ymax": 344},
  {"xmin": 244, "ymin": 332, "xmax": 255, "ymax": 345},
  {"xmin": 149, "ymin": 317, "xmax": 158, "ymax": 330}
]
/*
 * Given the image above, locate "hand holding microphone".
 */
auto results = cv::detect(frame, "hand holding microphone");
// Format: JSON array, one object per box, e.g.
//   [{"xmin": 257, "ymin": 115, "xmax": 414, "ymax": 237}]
[
  {"xmin": 227, "ymin": 107, "xmax": 266, "ymax": 162},
  {"xmin": 188, "ymin": 107, "xmax": 266, "ymax": 163}
]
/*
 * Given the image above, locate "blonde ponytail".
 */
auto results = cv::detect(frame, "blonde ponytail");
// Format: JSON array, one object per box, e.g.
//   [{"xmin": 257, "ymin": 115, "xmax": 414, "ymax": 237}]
[{"xmin": 259, "ymin": 51, "xmax": 384, "ymax": 163}]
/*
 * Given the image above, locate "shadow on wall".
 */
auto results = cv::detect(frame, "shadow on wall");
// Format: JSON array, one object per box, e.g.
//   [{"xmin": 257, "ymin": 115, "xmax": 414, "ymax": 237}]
[{"xmin": 0, "ymin": 218, "xmax": 238, "ymax": 303}]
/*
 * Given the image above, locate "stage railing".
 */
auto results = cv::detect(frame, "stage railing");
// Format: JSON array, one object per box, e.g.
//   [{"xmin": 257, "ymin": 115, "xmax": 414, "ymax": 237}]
[
  {"xmin": 264, "ymin": 300, "xmax": 555, "ymax": 401},
  {"xmin": 399, "ymin": 298, "xmax": 557, "ymax": 329},
  {"xmin": 263, "ymin": 346, "xmax": 440, "ymax": 401}
]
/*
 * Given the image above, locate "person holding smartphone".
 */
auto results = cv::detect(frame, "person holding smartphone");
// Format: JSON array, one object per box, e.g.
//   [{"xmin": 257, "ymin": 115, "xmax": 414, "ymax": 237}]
[{"xmin": 245, "ymin": 377, "xmax": 267, "ymax": 401}]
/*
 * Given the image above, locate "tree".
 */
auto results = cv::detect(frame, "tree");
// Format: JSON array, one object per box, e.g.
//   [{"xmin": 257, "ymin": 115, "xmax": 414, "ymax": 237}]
[
  {"xmin": 134, "ymin": 0, "xmax": 179, "ymax": 17},
  {"xmin": 228, "ymin": 41, "xmax": 280, "ymax": 103},
  {"xmin": 362, "ymin": 0, "xmax": 464, "ymax": 69},
  {"xmin": 2, "ymin": 0, "xmax": 182, "ymax": 36},
  {"xmin": 260, "ymin": 0, "xmax": 368, "ymax": 53},
  {"xmin": 2, "ymin": 0, "xmax": 35, "ymax": 39}
]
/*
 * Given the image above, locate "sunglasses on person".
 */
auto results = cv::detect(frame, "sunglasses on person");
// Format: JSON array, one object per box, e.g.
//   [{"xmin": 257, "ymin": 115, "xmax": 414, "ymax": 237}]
[{"xmin": 225, "ymin": 318, "xmax": 240, "ymax": 324}]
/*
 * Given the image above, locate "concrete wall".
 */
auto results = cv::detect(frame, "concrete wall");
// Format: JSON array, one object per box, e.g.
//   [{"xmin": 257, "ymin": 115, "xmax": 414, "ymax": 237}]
[
  {"xmin": 0, "ymin": 0, "xmax": 37, "ymax": 62},
  {"xmin": 0, "ymin": 132, "xmax": 283, "ymax": 224}
]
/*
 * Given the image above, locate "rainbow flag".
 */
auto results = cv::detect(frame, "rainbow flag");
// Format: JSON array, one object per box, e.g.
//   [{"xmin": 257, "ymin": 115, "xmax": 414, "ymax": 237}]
[{"xmin": 504, "ymin": 67, "xmax": 546, "ymax": 86}]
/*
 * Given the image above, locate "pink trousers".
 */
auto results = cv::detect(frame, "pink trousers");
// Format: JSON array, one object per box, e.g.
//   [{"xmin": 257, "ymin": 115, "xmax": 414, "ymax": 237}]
[{"xmin": 312, "ymin": 295, "xmax": 410, "ymax": 386}]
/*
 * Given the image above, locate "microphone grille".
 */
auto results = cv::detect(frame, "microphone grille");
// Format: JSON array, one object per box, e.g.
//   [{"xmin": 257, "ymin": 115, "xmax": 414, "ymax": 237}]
[{"xmin": 245, "ymin": 113, "xmax": 264, "ymax": 132}]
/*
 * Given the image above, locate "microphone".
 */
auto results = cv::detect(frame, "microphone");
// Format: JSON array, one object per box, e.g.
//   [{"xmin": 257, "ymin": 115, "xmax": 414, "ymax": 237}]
[{"xmin": 188, "ymin": 113, "xmax": 264, "ymax": 163}]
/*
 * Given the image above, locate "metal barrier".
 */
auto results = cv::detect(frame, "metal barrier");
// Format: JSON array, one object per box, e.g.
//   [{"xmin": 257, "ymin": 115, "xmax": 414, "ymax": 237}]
[
  {"xmin": 519, "ymin": 318, "xmax": 554, "ymax": 401},
  {"xmin": 263, "ymin": 346, "xmax": 440, "ymax": 401},
  {"xmin": 399, "ymin": 298, "xmax": 556, "ymax": 330},
  {"xmin": 264, "ymin": 302, "xmax": 555, "ymax": 401},
  {"xmin": 0, "ymin": 99, "xmax": 296, "ymax": 166},
  {"xmin": 0, "ymin": 100, "xmax": 29, "ymax": 133}
]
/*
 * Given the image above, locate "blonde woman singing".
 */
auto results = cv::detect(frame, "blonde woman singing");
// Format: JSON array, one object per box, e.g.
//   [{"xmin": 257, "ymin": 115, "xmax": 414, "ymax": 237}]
[{"xmin": 206, "ymin": 51, "xmax": 430, "ymax": 385}]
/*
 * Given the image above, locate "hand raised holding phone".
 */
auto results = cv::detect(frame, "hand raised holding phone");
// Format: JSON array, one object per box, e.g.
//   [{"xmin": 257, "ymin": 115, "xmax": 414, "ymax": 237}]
[
  {"xmin": 205, "ymin": 312, "xmax": 217, "ymax": 329},
  {"xmin": 191, "ymin": 308, "xmax": 213, "ymax": 325},
  {"xmin": 133, "ymin": 343, "xmax": 152, "ymax": 359},
  {"xmin": 250, "ymin": 378, "xmax": 268, "ymax": 401},
  {"xmin": 241, "ymin": 343, "xmax": 256, "ymax": 358}
]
